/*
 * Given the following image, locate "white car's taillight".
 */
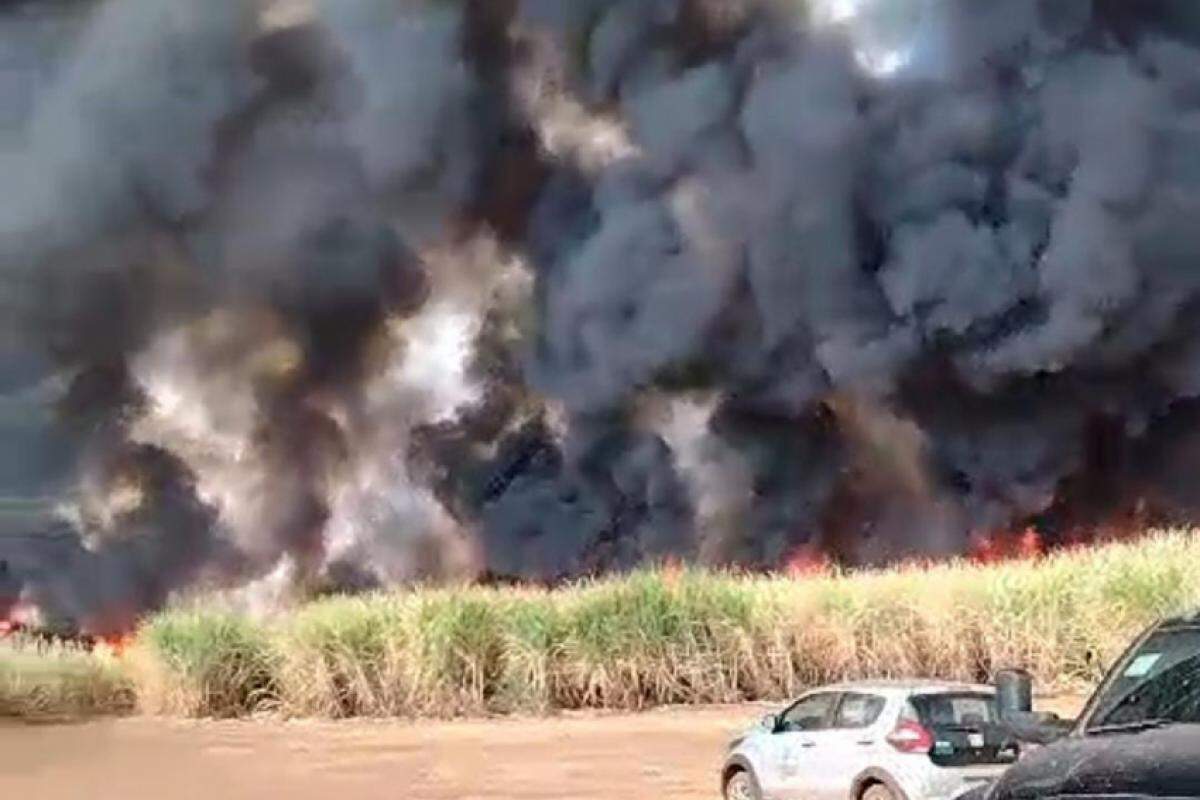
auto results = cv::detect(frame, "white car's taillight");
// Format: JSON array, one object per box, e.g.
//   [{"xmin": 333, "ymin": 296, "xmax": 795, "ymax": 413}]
[{"xmin": 886, "ymin": 720, "xmax": 935, "ymax": 754}]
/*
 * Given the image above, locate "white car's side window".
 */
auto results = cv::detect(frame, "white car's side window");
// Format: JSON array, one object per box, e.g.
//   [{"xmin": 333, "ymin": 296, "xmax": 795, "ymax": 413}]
[
  {"xmin": 833, "ymin": 693, "xmax": 887, "ymax": 729},
  {"xmin": 780, "ymin": 692, "xmax": 840, "ymax": 732}
]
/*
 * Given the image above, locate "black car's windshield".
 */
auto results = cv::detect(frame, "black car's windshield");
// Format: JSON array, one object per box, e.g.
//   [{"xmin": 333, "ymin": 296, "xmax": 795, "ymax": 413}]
[{"xmin": 1086, "ymin": 626, "xmax": 1200, "ymax": 732}]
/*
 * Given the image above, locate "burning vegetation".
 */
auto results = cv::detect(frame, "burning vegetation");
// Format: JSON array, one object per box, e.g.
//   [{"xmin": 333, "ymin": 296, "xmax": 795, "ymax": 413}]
[
  {"xmin": 59, "ymin": 532, "xmax": 1200, "ymax": 719},
  {"xmin": 3, "ymin": 0, "xmax": 1200, "ymax": 635}
]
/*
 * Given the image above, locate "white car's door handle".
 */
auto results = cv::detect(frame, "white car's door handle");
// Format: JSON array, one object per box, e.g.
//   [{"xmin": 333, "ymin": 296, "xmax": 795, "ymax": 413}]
[
  {"xmin": 799, "ymin": 741, "xmax": 816, "ymax": 748},
  {"xmin": 856, "ymin": 739, "xmax": 875, "ymax": 746}
]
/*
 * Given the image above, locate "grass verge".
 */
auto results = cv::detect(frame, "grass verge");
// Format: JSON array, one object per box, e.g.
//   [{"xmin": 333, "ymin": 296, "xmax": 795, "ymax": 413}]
[
  {"xmin": 6, "ymin": 530, "xmax": 1200, "ymax": 719},
  {"xmin": 133, "ymin": 530, "xmax": 1200, "ymax": 718},
  {"xmin": 0, "ymin": 641, "xmax": 134, "ymax": 720}
]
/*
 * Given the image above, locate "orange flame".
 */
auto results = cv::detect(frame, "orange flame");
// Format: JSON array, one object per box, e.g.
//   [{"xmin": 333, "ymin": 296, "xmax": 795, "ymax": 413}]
[
  {"xmin": 96, "ymin": 634, "xmax": 135, "ymax": 657},
  {"xmin": 782, "ymin": 544, "xmax": 833, "ymax": 577},
  {"xmin": 1, "ymin": 600, "xmax": 37, "ymax": 634},
  {"xmin": 969, "ymin": 526, "xmax": 1045, "ymax": 564},
  {"xmin": 660, "ymin": 555, "xmax": 685, "ymax": 586},
  {"xmin": 1019, "ymin": 527, "xmax": 1044, "ymax": 559}
]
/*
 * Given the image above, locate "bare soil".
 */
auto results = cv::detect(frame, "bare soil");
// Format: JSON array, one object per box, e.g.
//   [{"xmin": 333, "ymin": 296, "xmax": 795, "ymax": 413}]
[{"xmin": 0, "ymin": 697, "xmax": 1086, "ymax": 800}]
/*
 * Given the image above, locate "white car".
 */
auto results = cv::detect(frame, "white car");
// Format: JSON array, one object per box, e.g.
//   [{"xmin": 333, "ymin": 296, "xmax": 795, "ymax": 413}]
[{"xmin": 721, "ymin": 680, "xmax": 1019, "ymax": 800}]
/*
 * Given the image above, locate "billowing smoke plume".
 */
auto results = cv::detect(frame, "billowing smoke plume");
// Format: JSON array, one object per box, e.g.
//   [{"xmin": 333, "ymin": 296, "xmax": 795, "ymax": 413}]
[{"xmin": 3, "ymin": 0, "xmax": 1200, "ymax": 631}]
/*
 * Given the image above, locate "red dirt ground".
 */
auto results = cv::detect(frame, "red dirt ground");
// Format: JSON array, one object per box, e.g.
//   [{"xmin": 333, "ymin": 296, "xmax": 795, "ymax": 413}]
[{"xmin": 0, "ymin": 697, "xmax": 1085, "ymax": 800}]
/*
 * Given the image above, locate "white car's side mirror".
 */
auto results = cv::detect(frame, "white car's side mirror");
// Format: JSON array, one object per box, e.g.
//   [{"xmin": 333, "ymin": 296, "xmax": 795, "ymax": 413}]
[{"xmin": 762, "ymin": 713, "xmax": 779, "ymax": 732}]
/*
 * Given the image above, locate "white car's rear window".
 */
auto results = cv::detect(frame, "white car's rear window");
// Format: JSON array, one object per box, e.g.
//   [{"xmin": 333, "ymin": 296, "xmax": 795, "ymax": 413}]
[{"xmin": 912, "ymin": 693, "xmax": 997, "ymax": 727}]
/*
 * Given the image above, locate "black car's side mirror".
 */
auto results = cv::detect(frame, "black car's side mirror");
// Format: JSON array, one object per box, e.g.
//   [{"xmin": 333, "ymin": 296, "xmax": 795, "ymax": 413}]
[
  {"xmin": 993, "ymin": 667, "xmax": 1074, "ymax": 745},
  {"xmin": 995, "ymin": 667, "xmax": 1035, "ymax": 718}
]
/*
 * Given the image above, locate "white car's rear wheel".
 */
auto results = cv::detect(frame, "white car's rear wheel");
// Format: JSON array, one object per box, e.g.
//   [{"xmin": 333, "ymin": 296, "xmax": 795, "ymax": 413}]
[
  {"xmin": 862, "ymin": 782, "xmax": 898, "ymax": 800},
  {"xmin": 724, "ymin": 769, "xmax": 762, "ymax": 800}
]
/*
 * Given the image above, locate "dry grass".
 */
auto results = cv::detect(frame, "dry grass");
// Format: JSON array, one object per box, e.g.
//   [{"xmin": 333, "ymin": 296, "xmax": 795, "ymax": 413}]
[
  {"xmin": 132, "ymin": 530, "xmax": 1200, "ymax": 718},
  {"xmin": 0, "ymin": 639, "xmax": 134, "ymax": 720},
  {"xmin": 6, "ymin": 530, "xmax": 1200, "ymax": 720},
  {"xmin": 127, "ymin": 609, "xmax": 277, "ymax": 718}
]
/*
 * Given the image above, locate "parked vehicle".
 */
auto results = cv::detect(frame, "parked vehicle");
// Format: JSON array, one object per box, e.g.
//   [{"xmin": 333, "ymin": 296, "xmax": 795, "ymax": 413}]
[
  {"xmin": 721, "ymin": 680, "xmax": 1018, "ymax": 800},
  {"xmin": 959, "ymin": 611, "xmax": 1200, "ymax": 799}
]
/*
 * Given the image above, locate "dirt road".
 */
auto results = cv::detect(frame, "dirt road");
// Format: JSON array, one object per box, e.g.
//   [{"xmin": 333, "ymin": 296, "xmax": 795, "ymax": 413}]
[
  {"xmin": 0, "ymin": 697, "xmax": 1085, "ymax": 800},
  {"xmin": 0, "ymin": 705, "xmax": 767, "ymax": 800}
]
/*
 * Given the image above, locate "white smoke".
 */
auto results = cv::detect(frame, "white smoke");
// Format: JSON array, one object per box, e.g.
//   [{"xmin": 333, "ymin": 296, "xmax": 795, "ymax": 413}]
[{"xmin": 810, "ymin": 0, "xmax": 922, "ymax": 76}]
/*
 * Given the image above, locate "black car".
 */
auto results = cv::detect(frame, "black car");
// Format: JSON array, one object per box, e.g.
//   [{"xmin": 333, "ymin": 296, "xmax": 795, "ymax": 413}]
[{"xmin": 963, "ymin": 612, "xmax": 1200, "ymax": 799}]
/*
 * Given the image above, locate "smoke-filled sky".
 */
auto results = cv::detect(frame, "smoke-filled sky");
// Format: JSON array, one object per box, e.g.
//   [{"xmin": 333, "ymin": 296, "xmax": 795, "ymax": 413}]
[{"xmin": 3, "ymin": 0, "xmax": 1200, "ymax": 632}]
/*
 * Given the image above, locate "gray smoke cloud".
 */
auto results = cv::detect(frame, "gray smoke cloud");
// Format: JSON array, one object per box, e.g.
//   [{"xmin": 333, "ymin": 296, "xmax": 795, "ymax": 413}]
[{"xmin": 4, "ymin": 0, "xmax": 1200, "ymax": 629}]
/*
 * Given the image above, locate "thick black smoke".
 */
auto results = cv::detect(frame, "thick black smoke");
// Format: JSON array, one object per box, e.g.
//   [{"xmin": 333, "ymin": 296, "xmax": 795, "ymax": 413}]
[{"xmin": 3, "ymin": 0, "xmax": 1200, "ymax": 629}]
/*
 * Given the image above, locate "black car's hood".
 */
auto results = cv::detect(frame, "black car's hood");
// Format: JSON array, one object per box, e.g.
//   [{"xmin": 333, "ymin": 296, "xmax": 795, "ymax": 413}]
[{"xmin": 992, "ymin": 725, "xmax": 1200, "ymax": 798}]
